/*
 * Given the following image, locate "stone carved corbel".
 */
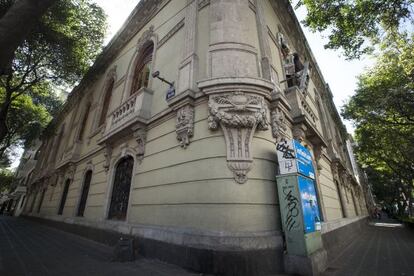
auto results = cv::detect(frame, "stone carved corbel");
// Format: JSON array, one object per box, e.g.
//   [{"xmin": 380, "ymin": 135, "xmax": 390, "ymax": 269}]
[
  {"xmin": 133, "ymin": 127, "xmax": 147, "ymax": 162},
  {"xmin": 103, "ymin": 145, "xmax": 112, "ymax": 172},
  {"xmin": 176, "ymin": 105, "xmax": 194, "ymax": 148},
  {"xmin": 64, "ymin": 163, "xmax": 76, "ymax": 181},
  {"xmin": 313, "ymin": 144, "xmax": 325, "ymax": 172},
  {"xmin": 50, "ymin": 172, "xmax": 59, "ymax": 187},
  {"xmin": 292, "ymin": 124, "xmax": 307, "ymax": 142},
  {"xmin": 270, "ymin": 107, "xmax": 288, "ymax": 142},
  {"xmin": 208, "ymin": 92, "xmax": 269, "ymax": 184}
]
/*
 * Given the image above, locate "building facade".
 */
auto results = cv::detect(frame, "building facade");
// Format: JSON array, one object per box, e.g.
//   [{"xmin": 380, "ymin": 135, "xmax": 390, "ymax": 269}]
[{"xmin": 20, "ymin": 0, "xmax": 369, "ymax": 274}]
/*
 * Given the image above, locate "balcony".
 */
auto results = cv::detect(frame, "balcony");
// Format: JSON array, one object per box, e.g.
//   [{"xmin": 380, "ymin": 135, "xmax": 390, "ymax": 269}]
[
  {"xmin": 285, "ymin": 86, "xmax": 317, "ymax": 125},
  {"xmin": 98, "ymin": 88, "xmax": 153, "ymax": 144},
  {"xmin": 56, "ymin": 143, "xmax": 81, "ymax": 169}
]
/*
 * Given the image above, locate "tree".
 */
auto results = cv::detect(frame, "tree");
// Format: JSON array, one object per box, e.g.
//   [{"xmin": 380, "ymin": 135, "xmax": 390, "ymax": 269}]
[
  {"xmin": 342, "ymin": 34, "xmax": 414, "ymax": 216},
  {"xmin": 294, "ymin": 0, "xmax": 414, "ymax": 59},
  {"xmin": 0, "ymin": 89, "xmax": 54, "ymax": 158},
  {"xmin": 0, "ymin": 0, "xmax": 58, "ymax": 75},
  {"xmin": 0, "ymin": 0, "xmax": 106, "ymax": 159},
  {"xmin": 0, "ymin": 168, "xmax": 14, "ymax": 192}
]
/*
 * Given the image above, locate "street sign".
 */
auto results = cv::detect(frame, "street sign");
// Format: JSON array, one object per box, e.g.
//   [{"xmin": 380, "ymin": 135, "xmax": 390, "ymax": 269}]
[{"xmin": 166, "ymin": 85, "xmax": 175, "ymax": 100}]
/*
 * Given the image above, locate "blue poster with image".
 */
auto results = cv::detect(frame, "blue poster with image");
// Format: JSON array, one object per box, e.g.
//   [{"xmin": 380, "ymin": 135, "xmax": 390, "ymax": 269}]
[{"xmin": 298, "ymin": 175, "xmax": 321, "ymax": 233}]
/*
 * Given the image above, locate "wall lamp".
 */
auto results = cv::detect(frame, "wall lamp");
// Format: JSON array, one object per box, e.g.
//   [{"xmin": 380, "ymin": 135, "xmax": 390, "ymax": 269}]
[{"xmin": 152, "ymin": 71, "xmax": 175, "ymax": 100}]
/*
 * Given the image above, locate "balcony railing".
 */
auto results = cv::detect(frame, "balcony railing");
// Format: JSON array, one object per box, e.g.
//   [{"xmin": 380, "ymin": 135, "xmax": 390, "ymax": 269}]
[{"xmin": 98, "ymin": 87, "xmax": 153, "ymax": 144}]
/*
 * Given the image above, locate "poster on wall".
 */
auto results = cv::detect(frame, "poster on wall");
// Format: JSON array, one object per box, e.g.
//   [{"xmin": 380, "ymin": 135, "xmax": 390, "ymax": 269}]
[
  {"xmin": 276, "ymin": 139, "xmax": 315, "ymax": 179},
  {"xmin": 298, "ymin": 175, "xmax": 321, "ymax": 233}
]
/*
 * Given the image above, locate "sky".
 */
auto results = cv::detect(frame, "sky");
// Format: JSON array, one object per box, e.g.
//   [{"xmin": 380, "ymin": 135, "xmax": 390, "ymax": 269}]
[{"xmin": 10, "ymin": 1, "xmax": 374, "ymax": 169}]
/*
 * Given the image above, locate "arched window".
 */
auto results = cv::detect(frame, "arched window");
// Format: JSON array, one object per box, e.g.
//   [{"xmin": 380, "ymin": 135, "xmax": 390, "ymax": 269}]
[
  {"xmin": 99, "ymin": 79, "xmax": 114, "ymax": 126},
  {"xmin": 58, "ymin": 179, "xmax": 70, "ymax": 215},
  {"xmin": 108, "ymin": 156, "xmax": 134, "ymax": 220},
  {"xmin": 131, "ymin": 42, "xmax": 154, "ymax": 95},
  {"xmin": 78, "ymin": 103, "xmax": 91, "ymax": 141},
  {"xmin": 29, "ymin": 190, "xmax": 38, "ymax": 213},
  {"xmin": 20, "ymin": 195, "xmax": 26, "ymax": 208},
  {"xmin": 51, "ymin": 124, "xmax": 65, "ymax": 163},
  {"xmin": 77, "ymin": 170, "xmax": 92, "ymax": 217}
]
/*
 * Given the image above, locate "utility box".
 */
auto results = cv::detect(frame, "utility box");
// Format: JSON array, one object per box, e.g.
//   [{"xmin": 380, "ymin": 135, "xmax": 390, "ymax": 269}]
[
  {"xmin": 276, "ymin": 139, "xmax": 327, "ymax": 275},
  {"xmin": 277, "ymin": 174, "xmax": 322, "ymax": 256}
]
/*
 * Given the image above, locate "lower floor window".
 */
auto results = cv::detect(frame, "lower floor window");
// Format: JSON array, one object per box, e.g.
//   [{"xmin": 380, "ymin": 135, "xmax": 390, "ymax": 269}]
[
  {"xmin": 58, "ymin": 179, "xmax": 70, "ymax": 215},
  {"xmin": 108, "ymin": 156, "xmax": 134, "ymax": 220}
]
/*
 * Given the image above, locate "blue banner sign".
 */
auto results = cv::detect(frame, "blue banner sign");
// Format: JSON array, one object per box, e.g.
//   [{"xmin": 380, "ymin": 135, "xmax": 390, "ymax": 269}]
[
  {"xmin": 298, "ymin": 175, "xmax": 321, "ymax": 233},
  {"xmin": 293, "ymin": 140, "xmax": 315, "ymax": 179},
  {"xmin": 276, "ymin": 139, "xmax": 315, "ymax": 179}
]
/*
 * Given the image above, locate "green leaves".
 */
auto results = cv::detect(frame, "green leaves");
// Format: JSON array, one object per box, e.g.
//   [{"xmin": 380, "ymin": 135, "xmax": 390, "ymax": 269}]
[
  {"xmin": 295, "ymin": 0, "xmax": 414, "ymax": 59},
  {"xmin": 0, "ymin": 168, "xmax": 14, "ymax": 192},
  {"xmin": 0, "ymin": 0, "xmax": 106, "ymax": 164},
  {"xmin": 342, "ymin": 34, "xmax": 414, "ymax": 208}
]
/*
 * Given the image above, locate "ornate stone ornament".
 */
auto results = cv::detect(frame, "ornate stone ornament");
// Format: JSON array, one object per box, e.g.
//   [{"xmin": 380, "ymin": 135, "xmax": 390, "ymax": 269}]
[
  {"xmin": 103, "ymin": 145, "xmax": 112, "ymax": 172},
  {"xmin": 64, "ymin": 163, "xmax": 76, "ymax": 181},
  {"xmin": 133, "ymin": 127, "xmax": 147, "ymax": 162},
  {"xmin": 176, "ymin": 105, "xmax": 194, "ymax": 148},
  {"xmin": 270, "ymin": 107, "xmax": 288, "ymax": 141},
  {"xmin": 312, "ymin": 144, "xmax": 325, "ymax": 171},
  {"xmin": 136, "ymin": 25, "xmax": 155, "ymax": 50},
  {"xmin": 208, "ymin": 92, "xmax": 269, "ymax": 184}
]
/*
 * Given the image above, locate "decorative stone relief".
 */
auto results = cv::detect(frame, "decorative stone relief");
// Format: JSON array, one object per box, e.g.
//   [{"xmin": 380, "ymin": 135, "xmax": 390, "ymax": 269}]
[
  {"xmin": 64, "ymin": 163, "xmax": 76, "ymax": 181},
  {"xmin": 133, "ymin": 127, "xmax": 147, "ymax": 162},
  {"xmin": 270, "ymin": 107, "xmax": 288, "ymax": 141},
  {"xmin": 103, "ymin": 145, "xmax": 112, "ymax": 172},
  {"xmin": 176, "ymin": 105, "xmax": 194, "ymax": 148},
  {"xmin": 312, "ymin": 144, "xmax": 325, "ymax": 171},
  {"xmin": 136, "ymin": 25, "xmax": 155, "ymax": 50},
  {"xmin": 208, "ymin": 92, "xmax": 269, "ymax": 184},
  {"xmin": 292, "ymin": 124, "xmax": 307, "ymax": 142}
]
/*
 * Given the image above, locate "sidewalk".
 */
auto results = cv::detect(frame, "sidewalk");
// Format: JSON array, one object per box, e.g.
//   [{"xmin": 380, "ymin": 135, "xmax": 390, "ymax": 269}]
[
  {"xmin": 0, "ymin": 216, "xmax": 202, "ymax": 276},
  {"xmin": 323, "ymin": 214, "xmax": 414, "ymax": 276}
]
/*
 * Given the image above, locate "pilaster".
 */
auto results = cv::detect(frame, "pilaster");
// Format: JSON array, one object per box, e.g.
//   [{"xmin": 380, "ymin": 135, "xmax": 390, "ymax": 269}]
[{"xmin": 177, "ymin": 0, "xmax": 199, "ymax": 93}]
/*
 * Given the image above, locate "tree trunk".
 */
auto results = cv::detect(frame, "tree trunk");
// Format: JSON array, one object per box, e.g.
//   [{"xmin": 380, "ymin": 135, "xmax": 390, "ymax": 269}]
[
  {"xmin": 0, "ymin": 0, "xmax": 57, "ymax": 75},
  {"xmin": 408, "ymin": 185, "xmax": 414, "ymax": 218},
  {"xmin": 0, "ymin": 88, "xmax": 13, "ymax": 145}
]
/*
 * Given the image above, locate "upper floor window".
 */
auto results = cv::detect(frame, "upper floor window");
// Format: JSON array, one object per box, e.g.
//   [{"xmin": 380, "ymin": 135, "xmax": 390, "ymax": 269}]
[
  {"xmin": 99, "ymin": 79, "xmax": 114, "ymax": 126},
  {"xmin": 52, "ymin": 124, "xmax": 65, "ymax": 163},
  {"xmin": 131, "ymin": 42, "xmax": 154, "ymax": 95},
  {"xmin": 78, "ymin": 103, "xmax": 91, "ymax": 141}
]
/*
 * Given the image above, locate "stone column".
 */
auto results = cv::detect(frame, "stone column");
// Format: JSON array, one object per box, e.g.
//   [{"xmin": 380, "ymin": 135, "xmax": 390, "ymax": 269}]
[
  {"xmin": 208, "ymin": 0, "xmax": 259, "ymax": 78},
  {"xmin": 254, "ymin": 0, "xmax": 272, "ymax": 81},
  {"xmin": 177, "ymin": 0, "xmax": 198, "ymax": 94},
  {"xmin": 199, "ymin": 0, "xmax": 274, "ymax": 183}
]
